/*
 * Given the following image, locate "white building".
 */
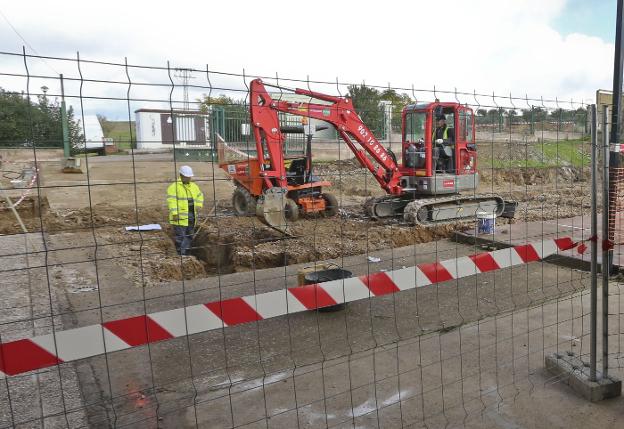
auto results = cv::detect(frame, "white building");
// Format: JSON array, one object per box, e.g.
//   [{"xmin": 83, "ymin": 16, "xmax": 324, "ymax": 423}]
[{"xmin": 135, "ymin": 109, "xmax": 210, "ymax": 150}]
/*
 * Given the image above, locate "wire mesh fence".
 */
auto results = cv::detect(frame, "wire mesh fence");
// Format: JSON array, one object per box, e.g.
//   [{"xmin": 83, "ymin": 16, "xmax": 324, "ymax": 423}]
[{"xmin": 0, "ymin": 49, "xmax": 619, "ymax": 428}]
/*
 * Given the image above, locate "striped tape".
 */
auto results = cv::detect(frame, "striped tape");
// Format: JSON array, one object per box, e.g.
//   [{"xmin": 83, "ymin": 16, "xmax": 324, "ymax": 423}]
[{"xmin": 0, "ymin": 237, "xmax": 576, "ymax": 378}]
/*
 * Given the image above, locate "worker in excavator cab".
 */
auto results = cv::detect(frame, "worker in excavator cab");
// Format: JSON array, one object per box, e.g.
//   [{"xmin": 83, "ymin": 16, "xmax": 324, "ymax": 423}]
[
  {"xmin": 433, "ymin": 113, "xmax": 455, "ymax": 173},
  {"xmin": 167, "ymin": 165, "xmax": 204, "ymax": 256}
]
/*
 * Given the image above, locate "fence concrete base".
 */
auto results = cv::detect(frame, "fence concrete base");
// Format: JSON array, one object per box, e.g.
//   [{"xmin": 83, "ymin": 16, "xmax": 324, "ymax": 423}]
[{"xmin": 545, "ymin": 352, "xmax": 622, "ymax": 402}]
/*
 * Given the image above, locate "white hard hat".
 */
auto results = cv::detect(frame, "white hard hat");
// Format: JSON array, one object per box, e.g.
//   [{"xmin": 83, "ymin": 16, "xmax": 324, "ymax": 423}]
[{"xmin": 179, "ymin": 165, "xmax": 194, "ymax": 177}]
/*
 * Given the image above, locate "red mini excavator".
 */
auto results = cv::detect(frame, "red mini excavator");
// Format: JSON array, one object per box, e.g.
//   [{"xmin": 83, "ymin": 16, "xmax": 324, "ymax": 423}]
[{"xmin": 220, "ymin": 79, "xmax": 512, "ymax": 233}]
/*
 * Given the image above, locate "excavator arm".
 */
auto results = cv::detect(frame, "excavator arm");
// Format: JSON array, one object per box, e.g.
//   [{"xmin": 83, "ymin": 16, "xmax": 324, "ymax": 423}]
[{"xmin": 250, "ymin": 79, "xmax": 404, "ymax": 196}]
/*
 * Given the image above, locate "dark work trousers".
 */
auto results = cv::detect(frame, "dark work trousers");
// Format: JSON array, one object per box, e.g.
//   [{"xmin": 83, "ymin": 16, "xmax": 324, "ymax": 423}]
[{"xmin": 174, "ymin": 212, "xmax": 195, "ymax": 256}]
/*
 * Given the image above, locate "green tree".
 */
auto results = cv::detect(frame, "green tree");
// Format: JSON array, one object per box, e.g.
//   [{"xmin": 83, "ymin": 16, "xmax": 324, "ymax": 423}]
[
  {"xmin": 507, "ymin": 109, "xmax": 518, "ymax": 127},
  {"xmin": 199, "ymin": 94, "xmax": 249, "ymax": 142},
  {"xmin": 380, "ymin": 89, "xmax": 413, "ymax": 132},
  {"xmin": 0, "ymin": 86, "xmax": 83, "ymax": 148},
  {"xmin": 521, "ymin": 108, "xmax": 532, "ymax": 123},
  {"xmin": 533, "ymin": 107, "xmax": 548, "ymax": 122},
  {"xmin": 485, "ymin": 108, "xmax": 500, "ymax": 122},
  {"xmin": 347, "ymin": 85, "xmax": 384, "ymax": 136},
  {"xmin": 475, "ymin": 109, "xmax": 489, "ymax": 125},
  {"xmin": 198, "ymin": 94, "xmax": 241, "ymax": 112},
  {"xmin": 484, "ymin": 108, "xmax": 505, "ymax": 131},
  {"xmin": 550, "ymin": 108, "xmax": 565, "ymax": 121},
  {"xmin": 0, "ymin": 90, "xmax": 31, "ymax": 146},
  {"xmin": 572, "ymin": 107, "xmax": 587, "ymax": 128}
]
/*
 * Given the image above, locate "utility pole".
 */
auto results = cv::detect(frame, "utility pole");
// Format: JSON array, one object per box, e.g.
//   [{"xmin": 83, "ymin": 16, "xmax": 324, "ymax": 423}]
[
  {"xmin": 60, "ymin": 74, "xmax": 70, "ymax": 159},
  {"xmin": 174, "ymin": 68, "xmax": 195, "ymax": 111}
]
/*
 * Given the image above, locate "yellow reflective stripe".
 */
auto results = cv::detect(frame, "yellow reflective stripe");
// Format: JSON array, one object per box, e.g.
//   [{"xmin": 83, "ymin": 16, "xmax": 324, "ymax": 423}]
[{"xmin": 432, "ymin": 127, "xmax": 449, "ymax": 140}]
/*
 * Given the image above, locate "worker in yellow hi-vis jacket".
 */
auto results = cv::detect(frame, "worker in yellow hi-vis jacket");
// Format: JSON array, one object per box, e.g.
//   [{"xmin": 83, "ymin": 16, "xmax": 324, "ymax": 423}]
[{"xmin": 167, "ymin": 165, "xmax": 204, "ymax": 255}]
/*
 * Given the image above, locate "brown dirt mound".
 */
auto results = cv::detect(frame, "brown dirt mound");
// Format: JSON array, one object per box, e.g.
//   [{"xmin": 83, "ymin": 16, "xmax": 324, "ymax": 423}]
[
  {"xmin": 195, "ymin": 216, "xmax": 458, "ymax": 271},
  {"xmin": 140, "ymin": 255, "xmax": 206, "ymax": 285},
  {"xmin": 480, "ymin": 166, "xmax": 589, "ymax": 186},
  {"xmin": 0, "ymin": 203, "xmax": 168, "ymax": 235},
  {"xmin": 95, "ymin": 225, "xmax": 207, "ymax": 287}
]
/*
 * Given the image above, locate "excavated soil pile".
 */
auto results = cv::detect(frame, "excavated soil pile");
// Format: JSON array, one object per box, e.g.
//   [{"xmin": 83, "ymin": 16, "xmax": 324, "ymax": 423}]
[
  {"xmin": 0, "ymin": 202, "xmax": 157, "ymax": 235},
  {"xmin": 195, "ymin": 215, "xmax": 458, "ymax": 271},
  {"xmin": 480, "ymin": 166, "xmax": 590, "ymax": 186},
  {"xmin": 140, "ymin": 256, "xmax": 206, "ymax": 285},
  {"xmin": 0, "ymin": 196, "xmax": 50, "ymax": 233}
]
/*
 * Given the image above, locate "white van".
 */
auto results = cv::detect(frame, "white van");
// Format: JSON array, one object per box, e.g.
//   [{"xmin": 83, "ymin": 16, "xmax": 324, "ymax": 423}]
[{"xmin": 82, "ymin": 115, "xmax": 105, "ymax": 153}]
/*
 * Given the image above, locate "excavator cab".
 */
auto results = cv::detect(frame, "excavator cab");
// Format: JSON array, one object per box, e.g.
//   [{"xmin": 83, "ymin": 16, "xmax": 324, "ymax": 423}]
[{"xmin": 399, "ymin": 102, "xmax": 477, "ymax": 195}]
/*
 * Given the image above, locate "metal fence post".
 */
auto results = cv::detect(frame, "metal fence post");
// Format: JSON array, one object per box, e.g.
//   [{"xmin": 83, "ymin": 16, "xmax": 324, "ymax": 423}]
[
  {"xmin": 60, "ymin": 74, "xmax": 71, "ymax": 158},
  {"xmin": 590, "ymin": 104, "xmax": 598, "ymax": 381},
  {"xmin": 603, "ymin": 105, "xmax": 611, "ymax": 377}
]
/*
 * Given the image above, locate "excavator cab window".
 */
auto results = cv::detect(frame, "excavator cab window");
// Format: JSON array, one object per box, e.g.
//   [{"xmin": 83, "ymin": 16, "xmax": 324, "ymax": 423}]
[
  {"xmin": 459, "ymin": 108, "xmax": 475, "ymax": 150},
  {"xmin": 404, "ymin": 112, "xmax": 426, "ymax": 142},
  {"xmin": 404, "ymin": 112, "xmax": 426, "ymax": 168},
  {"xmin": 433, "ymin": 109, "xmax": 455, "ymax": 173}
]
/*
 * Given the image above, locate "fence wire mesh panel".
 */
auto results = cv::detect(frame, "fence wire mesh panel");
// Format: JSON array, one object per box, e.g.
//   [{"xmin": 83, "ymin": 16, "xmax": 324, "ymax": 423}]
[
  {"xmin": 0, "ymin": 50, "xmax": 620, "ymax": 429},
  {"xmin": 599, "ymin": 103, "xmax": 624, "ymax": 377}
]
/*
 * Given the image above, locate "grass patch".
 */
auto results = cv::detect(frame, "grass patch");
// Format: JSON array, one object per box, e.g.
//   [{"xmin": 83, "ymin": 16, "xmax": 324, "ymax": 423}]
[
  {"xmin": 479, "ymin": 138, "xmax": 590, "ymax": 169},
  {"xmin": 537, "ymin": 139, "xmax": 590, "ymax": 167},
  {"xmin": 104, "ymin": 121, "xmax": 136, "ymax": 150}
]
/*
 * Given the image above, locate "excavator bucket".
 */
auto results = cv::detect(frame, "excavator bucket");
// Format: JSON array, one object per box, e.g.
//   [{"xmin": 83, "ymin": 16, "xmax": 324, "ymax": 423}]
[{"xmin": 256, "ymin": 187, "xmax": 291, "ymax": 235}]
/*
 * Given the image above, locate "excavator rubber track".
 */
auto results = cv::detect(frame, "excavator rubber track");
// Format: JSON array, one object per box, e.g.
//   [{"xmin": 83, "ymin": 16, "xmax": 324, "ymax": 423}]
[
  {"xmin": 366, "ymin": 194, "xmax": 507, "ymax": 227},
  {"xmin": 364, "ymin": 195, "xmax": 411, "ymax": 219},
  {"xmin": 403, "ymin": 194, "xmax": 506, "ymax": 227}
]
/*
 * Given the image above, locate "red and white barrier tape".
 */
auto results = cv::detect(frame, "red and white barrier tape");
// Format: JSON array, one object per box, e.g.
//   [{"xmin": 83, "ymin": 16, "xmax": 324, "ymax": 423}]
[
  {"xmin": 0, "ymin": 236, "xmax": 577, "ymax": 378},
  {"xmin": 574, "ymin": 235, "xmax": 619, "ymax": 254},
  {"xmin": 11, "ymin": 170, "xmax": 39, "ymax": 208},
  {"xmin": 0, "ymin": 159, "xmax": 39, "ymax": 208}
]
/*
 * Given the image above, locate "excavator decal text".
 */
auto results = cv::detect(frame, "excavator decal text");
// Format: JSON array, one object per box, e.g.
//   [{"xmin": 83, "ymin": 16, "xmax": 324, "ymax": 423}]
[{"xmin": 357, "ymin": 125, "xmax": 388, "ymax": 162}]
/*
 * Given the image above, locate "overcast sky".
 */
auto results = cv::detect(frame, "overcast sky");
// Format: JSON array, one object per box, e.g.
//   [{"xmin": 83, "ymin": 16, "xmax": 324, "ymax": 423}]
[{"xmin": 0, "ymin": 0, "xmax": 618, "ymax": 118}]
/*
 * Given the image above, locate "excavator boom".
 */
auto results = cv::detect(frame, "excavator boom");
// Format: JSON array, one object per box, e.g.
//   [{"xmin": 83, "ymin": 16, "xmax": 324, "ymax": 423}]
[{"xmin": 250, "ymin": 79, "xmax": 404, "ymax": 196}]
